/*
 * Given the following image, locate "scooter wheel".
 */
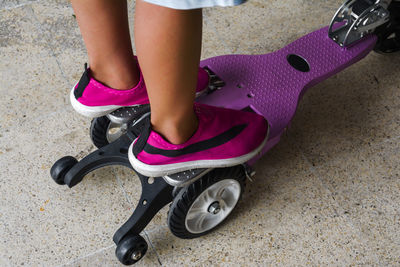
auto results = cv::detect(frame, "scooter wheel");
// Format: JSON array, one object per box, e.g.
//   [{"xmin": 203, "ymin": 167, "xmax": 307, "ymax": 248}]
[
  {"xmin": 168, "ymin": 166, "xmax": 246, "ymax": 239},
  {"xmin": 115, "ymin": 234, "xmax": 148, "ymax": 265},
  {"xmin": 90, "ymin": 116, "xmax": 126, "ymax": 148},
  {"xmin": 374, "ymin": 0, "xmax": 400, "ymax": 53},
  {"xmin": 50, "ymin": 156, "xmax": 77, "ymax": 185}
]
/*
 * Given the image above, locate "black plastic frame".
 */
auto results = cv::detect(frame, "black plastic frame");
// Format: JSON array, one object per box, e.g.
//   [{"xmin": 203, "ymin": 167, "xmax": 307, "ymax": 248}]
[{"xmin": 61, "ymin": 126, "xmax": 174, "ymax": 245}]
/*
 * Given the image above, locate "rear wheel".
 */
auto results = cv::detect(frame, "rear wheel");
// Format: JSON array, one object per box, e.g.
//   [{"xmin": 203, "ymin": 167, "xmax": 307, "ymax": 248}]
[
  {"xmin": 115, "ymin": 234, "xmax": 148, "ymax": 265},
  {"xmin": 90, "ymin": 116, "xmax": 127, "ymax": 148},
  {"xmin": 168, "ymin": 166, "xmax": 246, "ymax": 239},
  {"xmin": 50, "ymin": 156, "xmax": 78, "ymax": 185}
]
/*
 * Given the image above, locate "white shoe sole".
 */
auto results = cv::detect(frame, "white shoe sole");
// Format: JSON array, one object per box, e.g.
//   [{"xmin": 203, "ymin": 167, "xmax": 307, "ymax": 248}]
[
  {"xmin": 128, "ymin": 132, "xmax": 269, "ymax": 177},
  {"xmin": 70, "ymin": 85, "xmax": 140, "ymax": 118},
  {"xmin": 70, "ymin": 84, "xmax": 207, "ymax": 118}
]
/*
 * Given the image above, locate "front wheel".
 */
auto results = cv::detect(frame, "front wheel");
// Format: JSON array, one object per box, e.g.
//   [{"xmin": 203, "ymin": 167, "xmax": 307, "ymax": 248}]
[
  {"xmin": 374, "ymin": 0, "xmax": 400, "ymax": 53},
  {"xmin": 168, "ymin": 166, "xmax": 246, "ymax": 239}
]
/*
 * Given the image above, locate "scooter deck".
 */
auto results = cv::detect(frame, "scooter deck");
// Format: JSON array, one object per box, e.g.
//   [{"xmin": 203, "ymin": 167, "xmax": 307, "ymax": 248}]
[{"xmin": 198, "ymin": 26, "xmax": 377, "ymax": 163}]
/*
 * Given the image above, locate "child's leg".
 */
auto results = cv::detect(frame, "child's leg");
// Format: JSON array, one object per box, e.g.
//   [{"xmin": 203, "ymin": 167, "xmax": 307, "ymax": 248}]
[
  {"xmin": 134, "ymin": 0, "xmax": 202, "ymax": 144},
  {"xmin": 70, "ymin": 0, "xmax": 139, "ymax": 90},
  {"xmin": 130, "ymin": 1, "xmax": 269, "ymax": 177}
]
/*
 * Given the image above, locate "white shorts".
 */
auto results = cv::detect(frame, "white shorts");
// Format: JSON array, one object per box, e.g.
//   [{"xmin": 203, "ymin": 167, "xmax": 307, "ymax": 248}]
[{"xmin": 142, "ymin": 0, "xmax": 247, "ymax": 9}]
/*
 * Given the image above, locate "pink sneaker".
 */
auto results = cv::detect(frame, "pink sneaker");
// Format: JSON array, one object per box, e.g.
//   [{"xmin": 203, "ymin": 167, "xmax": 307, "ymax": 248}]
[
  {"xmin": 128, "ymin": 103, "xmax": 269, "ymax": 177},
  {"xmin": 70, "ymin": 62, "xmax": 210, "ymax": 117}
]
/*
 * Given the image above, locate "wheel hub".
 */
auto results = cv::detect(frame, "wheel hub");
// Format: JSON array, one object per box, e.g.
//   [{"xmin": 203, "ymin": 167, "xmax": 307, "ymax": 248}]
[
  {"xmin": 208, "ymin": 201, "xmax": 221, "ymax": 214},
  {"xmin": 106, "ymin": 122, "xmax": 127, "ymax": 143},
  {"xmin": 131, "ymin": 251, "xmax": 142, "ymax": 261}
]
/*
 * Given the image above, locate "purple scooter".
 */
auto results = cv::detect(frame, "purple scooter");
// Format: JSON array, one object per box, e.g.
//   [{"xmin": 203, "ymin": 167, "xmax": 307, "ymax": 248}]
[{"xmin": 50, "ymin": 1, "xmax": 400, "ymax": 265}]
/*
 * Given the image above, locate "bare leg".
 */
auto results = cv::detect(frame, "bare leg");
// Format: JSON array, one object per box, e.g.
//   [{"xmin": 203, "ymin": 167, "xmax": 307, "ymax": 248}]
[
  {"xmin": 70, "ymin": 0, "xmax": 139, "ymax": 89},
  {"xmin": 135, "ymin": 0, "xmax": 202, "ymax": 144}
]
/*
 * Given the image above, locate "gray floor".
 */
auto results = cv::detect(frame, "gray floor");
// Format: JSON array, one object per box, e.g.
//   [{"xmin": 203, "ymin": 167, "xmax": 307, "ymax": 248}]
[{"xmin": 1, "ymin": 0, "xmax": 399, "ymax": 266}]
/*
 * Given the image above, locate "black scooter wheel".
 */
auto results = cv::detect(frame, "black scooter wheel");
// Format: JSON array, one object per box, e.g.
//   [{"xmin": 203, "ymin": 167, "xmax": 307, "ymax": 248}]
[
  {"xmin": 90, "ymin": 106, "xmax": 151, "ymax": 149},
  {"xmin": 115, "ymin": 234, "xmax": 148, "ymax": 265},
  {"xmin": 168, "ymin": 166, "xmax": 246, "ymax": 239},
  {"xmin": 50, "ymin": 156, "xmax": 78, "ymax": 185},
  {"xmin": 374, "ymin": 0, "xmax": 400, "ymax": 53},
  {"xmin": 90, "ymin": 116, "xmax": 126, "ymax": 149}
]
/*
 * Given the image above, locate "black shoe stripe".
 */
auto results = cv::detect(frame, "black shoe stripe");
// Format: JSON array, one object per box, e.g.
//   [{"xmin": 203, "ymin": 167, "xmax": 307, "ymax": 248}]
[
  {"xmin": 132, "ymin": 115, "xmax": 152, "ymax": 157},
  {"xmin": 74, "ymin": 63, "xmax": 90, "ymax": 99},
  {"xmin": 143, "ymin": 124, "xmax": 247, "ymax": 158}
]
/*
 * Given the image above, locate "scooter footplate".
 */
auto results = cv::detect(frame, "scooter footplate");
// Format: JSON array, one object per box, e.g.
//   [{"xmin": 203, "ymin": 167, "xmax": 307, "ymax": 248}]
[{"xmin": 198, "ymin": 26, "xmax": 377, "ymax": 138}]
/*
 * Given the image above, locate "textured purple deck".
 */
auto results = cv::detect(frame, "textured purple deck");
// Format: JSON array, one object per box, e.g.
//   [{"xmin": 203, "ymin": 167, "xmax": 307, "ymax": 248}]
[{"xmin": 198, "ymin": 26, "xmax": 377, "ymax": 143}]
